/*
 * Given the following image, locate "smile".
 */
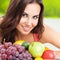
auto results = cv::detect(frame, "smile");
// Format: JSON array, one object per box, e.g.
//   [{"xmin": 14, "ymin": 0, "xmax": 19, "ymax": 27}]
[{"xmin": 23, "ymin": 27, "xmax": 31, "ymax": 32}]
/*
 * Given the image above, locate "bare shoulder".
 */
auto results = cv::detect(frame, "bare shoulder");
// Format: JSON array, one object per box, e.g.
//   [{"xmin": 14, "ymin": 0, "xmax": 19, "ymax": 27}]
[
  {"xmin": 40, "ymin": 24, "xmax": 60, "ymax": 48},
  {"xmin": 0, "ymin": 17, "xmax": 3, "ymax": 43},
  {"xmin": 40, "ymin": 24, "xmax": 55, "ymax": 42},
  {"xmin": 0, "ymin": 37, "xmax": 2, "ymax": 43},
  {"xmin": 0, "ymin": 30, "xmax": 2, "ymax": 43},
  {"xmin": 0, "ymin": 16, "xmax": 3, "ymax": 24}
]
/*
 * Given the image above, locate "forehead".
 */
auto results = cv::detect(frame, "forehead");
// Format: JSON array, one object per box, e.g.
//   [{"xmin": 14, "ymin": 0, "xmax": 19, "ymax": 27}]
[{"xmin": 24, "ymin": 3, "xmax": 41, "ymax": 15}]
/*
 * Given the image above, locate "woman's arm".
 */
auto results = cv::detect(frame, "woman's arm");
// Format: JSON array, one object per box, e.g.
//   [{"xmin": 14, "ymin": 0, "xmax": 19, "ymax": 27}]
[
  {"xmin": 0, "ymin": 17, "xmax": 3, "ymax": 43},
  {"xmin": 40, "ymin": 24, "xmax": 60, "ymax": 48},
  {"xmin": 0, "ymin": 16, "xmax": 3, "ymax": 24}
]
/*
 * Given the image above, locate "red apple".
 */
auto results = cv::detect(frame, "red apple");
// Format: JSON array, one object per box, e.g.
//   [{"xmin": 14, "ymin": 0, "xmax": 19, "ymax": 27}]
[{"xmin": 42, "ymin": 50, "xmax": 56, "ymax": 59}]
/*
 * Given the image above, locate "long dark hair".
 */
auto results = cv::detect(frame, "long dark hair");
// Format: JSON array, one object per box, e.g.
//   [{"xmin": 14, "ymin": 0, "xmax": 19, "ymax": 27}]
[{"xmin": 0, "ymin": 0, "xmax": 44, "ymax": 43}]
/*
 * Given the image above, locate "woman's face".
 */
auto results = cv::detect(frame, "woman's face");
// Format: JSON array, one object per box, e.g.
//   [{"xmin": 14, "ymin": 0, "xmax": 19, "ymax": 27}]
[{"xmin": 16, "ymin": 3, "xmax": 41, "ymax": 35}]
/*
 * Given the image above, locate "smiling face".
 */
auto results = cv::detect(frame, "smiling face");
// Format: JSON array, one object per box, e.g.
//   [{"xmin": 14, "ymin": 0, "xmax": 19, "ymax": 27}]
[{"xmin": 16, "ymin": 3, "xmax": 41, "ymax": 35}]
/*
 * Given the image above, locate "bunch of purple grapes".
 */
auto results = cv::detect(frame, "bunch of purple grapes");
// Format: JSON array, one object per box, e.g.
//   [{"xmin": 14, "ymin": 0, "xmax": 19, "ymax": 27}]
[{"xmin": 0, "ymin": 42, "xmax": 33, "ymax": 60}]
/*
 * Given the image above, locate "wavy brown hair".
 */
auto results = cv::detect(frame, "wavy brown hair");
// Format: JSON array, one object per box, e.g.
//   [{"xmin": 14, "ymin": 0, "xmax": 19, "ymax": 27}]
[{"xmin": 0, "ymin": 0, "xmax": 44, "ymax": 43}]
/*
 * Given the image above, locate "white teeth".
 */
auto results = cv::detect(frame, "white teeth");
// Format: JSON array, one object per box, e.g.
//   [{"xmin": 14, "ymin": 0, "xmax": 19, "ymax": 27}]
[
  {"xmin": 23, "ymin": 27, "xmax": 30, "ymax": 31},
  {"xmin": 24, "ymin": 27, "xmax": 30, "ymax": 30}
]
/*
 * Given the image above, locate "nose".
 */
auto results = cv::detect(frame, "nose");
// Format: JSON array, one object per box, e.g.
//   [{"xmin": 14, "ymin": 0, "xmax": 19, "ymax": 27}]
[{"xmin": 26, "ymin": 18, "xmax": 32, "ymax": 26}]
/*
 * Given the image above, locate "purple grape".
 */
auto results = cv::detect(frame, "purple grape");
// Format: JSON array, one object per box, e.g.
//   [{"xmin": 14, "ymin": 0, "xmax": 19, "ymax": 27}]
[
  {"xmin": 16, "ymin": 58, "xmax": 19, "ymax": 60},
  {"xmin": 4, "ymin": 42, "xmax": 12, "ymax": 48},
  {"xmin": 22, "ymin": 52, "xmax": 27, "ymax": 58},
  {"xmin": 1, "ymin": 54, "xmax": 7, "ymax": 60},
  {"xmin": 10, "ymin": 49, "xmax": 17, "ymax": 56},
  {"xmin": 6, "ymin": 46, "xmax": 17, "ymax": 56},
  {"xmin": 12, "ymin": 56, "xmax": 17, "ymax": 60},
  {"xmin": 0, "ymin": 45, "xmax": 4, "ymax": 50},
  {"xmin": 0, "ymin": 42, "xmax": 33, "ymax": 60},
  {"xmin": 0, "ymin": 58, "xmax": 2, "ymax": 60},
  {"xmin": 14, "ymin": 44, "xmax": 25, "ymax": 53},
  {"xmin": 13, "ymin": 44, "xmax": 21, "ymax": 49},
  {"xmin": 0, "ymin": 54, "xmax": 2, "ymax": 60},
  {"xmin": 6, "ymin": 49, "xmax": 12, "ymax": 55},
  {"xmin": 27, "ymin": 57, "xmax": 33, "ymax": 60},
  {"xmin": 23, "ymin": 58, "xmax": 27, "ymax": 60},
  {"xmin": 7, "ymin": 55, "xmax": 12, "ymax": 60},
  {"xmin": 7, "ymin": 42, "xmax": 12, "ymax": 46},
  {"xmin": 0, "ymin": 48, "xmax": 6, "ymax": 54},
  {"xmin": 25, "ymin": 51, "xmax": 32, "ymax": 57},
  {"xmin": 15, "ymin": 51, "xmax": 19, "ymax": 57},
  {"xmin": 18, "ymin": 46, "xmax": 25, "ymax": 53},
  {"xmin": 0, "ymin": 54, "xmax": 1, "ymax": 57},
  {"xmin": 18, "ymin": 54, "xmax": 23, "ymax": 59}
]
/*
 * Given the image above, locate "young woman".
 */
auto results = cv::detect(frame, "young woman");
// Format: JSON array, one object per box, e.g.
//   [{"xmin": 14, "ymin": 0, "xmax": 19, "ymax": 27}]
[{"xmin": 0, "ymin": 0, "xmax": 60, "ymax": 49}]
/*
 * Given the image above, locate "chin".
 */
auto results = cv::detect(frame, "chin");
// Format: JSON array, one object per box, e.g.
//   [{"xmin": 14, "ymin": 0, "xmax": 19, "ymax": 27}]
[
  {"xmin": 21, "ymin": 31, "xmax": 30, "ymax": 35},
  {"xmin": 19, "ymin": 29, "xmax": 32, "ymax": 35}
]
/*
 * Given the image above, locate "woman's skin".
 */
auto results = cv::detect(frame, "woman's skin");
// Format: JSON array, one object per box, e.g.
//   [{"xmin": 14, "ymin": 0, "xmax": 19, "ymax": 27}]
[{"xmin": 40, "ymin": 24, "xmax": 60, "ymax": 48}]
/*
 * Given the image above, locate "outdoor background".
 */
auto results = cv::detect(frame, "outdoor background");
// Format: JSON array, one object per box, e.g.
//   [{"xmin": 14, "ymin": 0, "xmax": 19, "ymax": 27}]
[
  {"xmin": 0, "ymin": 0, "xmax": 60, "ymax": 18},
  {"xmin": 0, "ymin": 0, "xmax": 60, "ymax": 50}
]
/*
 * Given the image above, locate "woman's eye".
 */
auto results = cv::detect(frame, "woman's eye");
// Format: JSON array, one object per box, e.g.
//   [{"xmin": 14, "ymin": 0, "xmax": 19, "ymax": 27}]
[
  {"xmin": 22, "ymin": 13, "xmax": 28, "ymax": 17},
  {"xmin": 33, "ymin": 16, "xmax": 39, "ymax": 20}
]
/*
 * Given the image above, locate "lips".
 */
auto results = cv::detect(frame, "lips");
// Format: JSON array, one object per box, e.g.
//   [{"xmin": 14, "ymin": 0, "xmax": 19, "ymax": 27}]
[{"xmin": 23, "ymin": 26, "xmax": 31, "ymax": 32}]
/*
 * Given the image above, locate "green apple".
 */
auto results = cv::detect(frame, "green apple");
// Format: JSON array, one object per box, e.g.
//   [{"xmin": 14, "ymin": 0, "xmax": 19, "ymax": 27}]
[{"xmin": 28, "ymin": 42, "xmax": 45, "ymax": 57}]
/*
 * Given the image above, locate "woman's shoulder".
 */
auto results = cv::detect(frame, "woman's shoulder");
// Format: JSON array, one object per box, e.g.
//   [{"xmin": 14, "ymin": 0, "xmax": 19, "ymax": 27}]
[
  {"xmin": 0, "ymin": 37, "xmax": 2, "ymax": 43},
  {"xmin": 0, "ymin": 29, "xmax": 2, "ymax": 43},
  {"xmin": 0, "ymin": 16, "xmax": 3, "ymax": 24},
  {"xmin": 0, "ymin": 16, "xmax": 3, "ymax": 43}
]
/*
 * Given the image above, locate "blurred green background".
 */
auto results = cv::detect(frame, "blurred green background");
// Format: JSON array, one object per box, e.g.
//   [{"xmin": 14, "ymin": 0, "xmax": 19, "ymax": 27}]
[{"xmin": 0, "ymin": 0, "xmax": 60, "ymax": 18}]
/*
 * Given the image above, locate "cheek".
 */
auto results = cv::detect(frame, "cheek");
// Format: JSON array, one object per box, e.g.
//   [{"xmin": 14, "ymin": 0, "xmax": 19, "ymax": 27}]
[
  {"xmin": 33, "ymin": 20, "xmax": 38, "ymax": 27},
  {"xmin": 20, "ymin": 17, "xmax": 28, "ymax": 23},
  {"xmin": 19, "ymin": 19, "xmax": 25, "ymax": 24}
]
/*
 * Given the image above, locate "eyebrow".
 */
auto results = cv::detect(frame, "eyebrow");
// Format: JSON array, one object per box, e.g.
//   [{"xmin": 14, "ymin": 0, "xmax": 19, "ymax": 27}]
[{"xmin": 23, "ymin": 12, "xmax": 39, "ymax": 17}]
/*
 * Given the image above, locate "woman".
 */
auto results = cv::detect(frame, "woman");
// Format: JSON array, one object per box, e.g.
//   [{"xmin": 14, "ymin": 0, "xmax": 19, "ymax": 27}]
[{"xmin": 0, "ymin": 0, "xmax": 60, "ymax": 49}]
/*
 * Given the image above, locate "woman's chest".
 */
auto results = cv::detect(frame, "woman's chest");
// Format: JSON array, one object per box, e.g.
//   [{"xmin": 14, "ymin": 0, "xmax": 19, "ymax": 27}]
[{"xmin": 15, "ymin": 34, "xmax": 35, "ymax": 43}]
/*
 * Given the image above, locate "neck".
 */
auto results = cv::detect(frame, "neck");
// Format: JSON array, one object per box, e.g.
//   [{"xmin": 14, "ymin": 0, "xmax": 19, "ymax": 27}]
[{"xmin": 15, "ymin": 32, "xmax": 32, "ymax": 41}]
